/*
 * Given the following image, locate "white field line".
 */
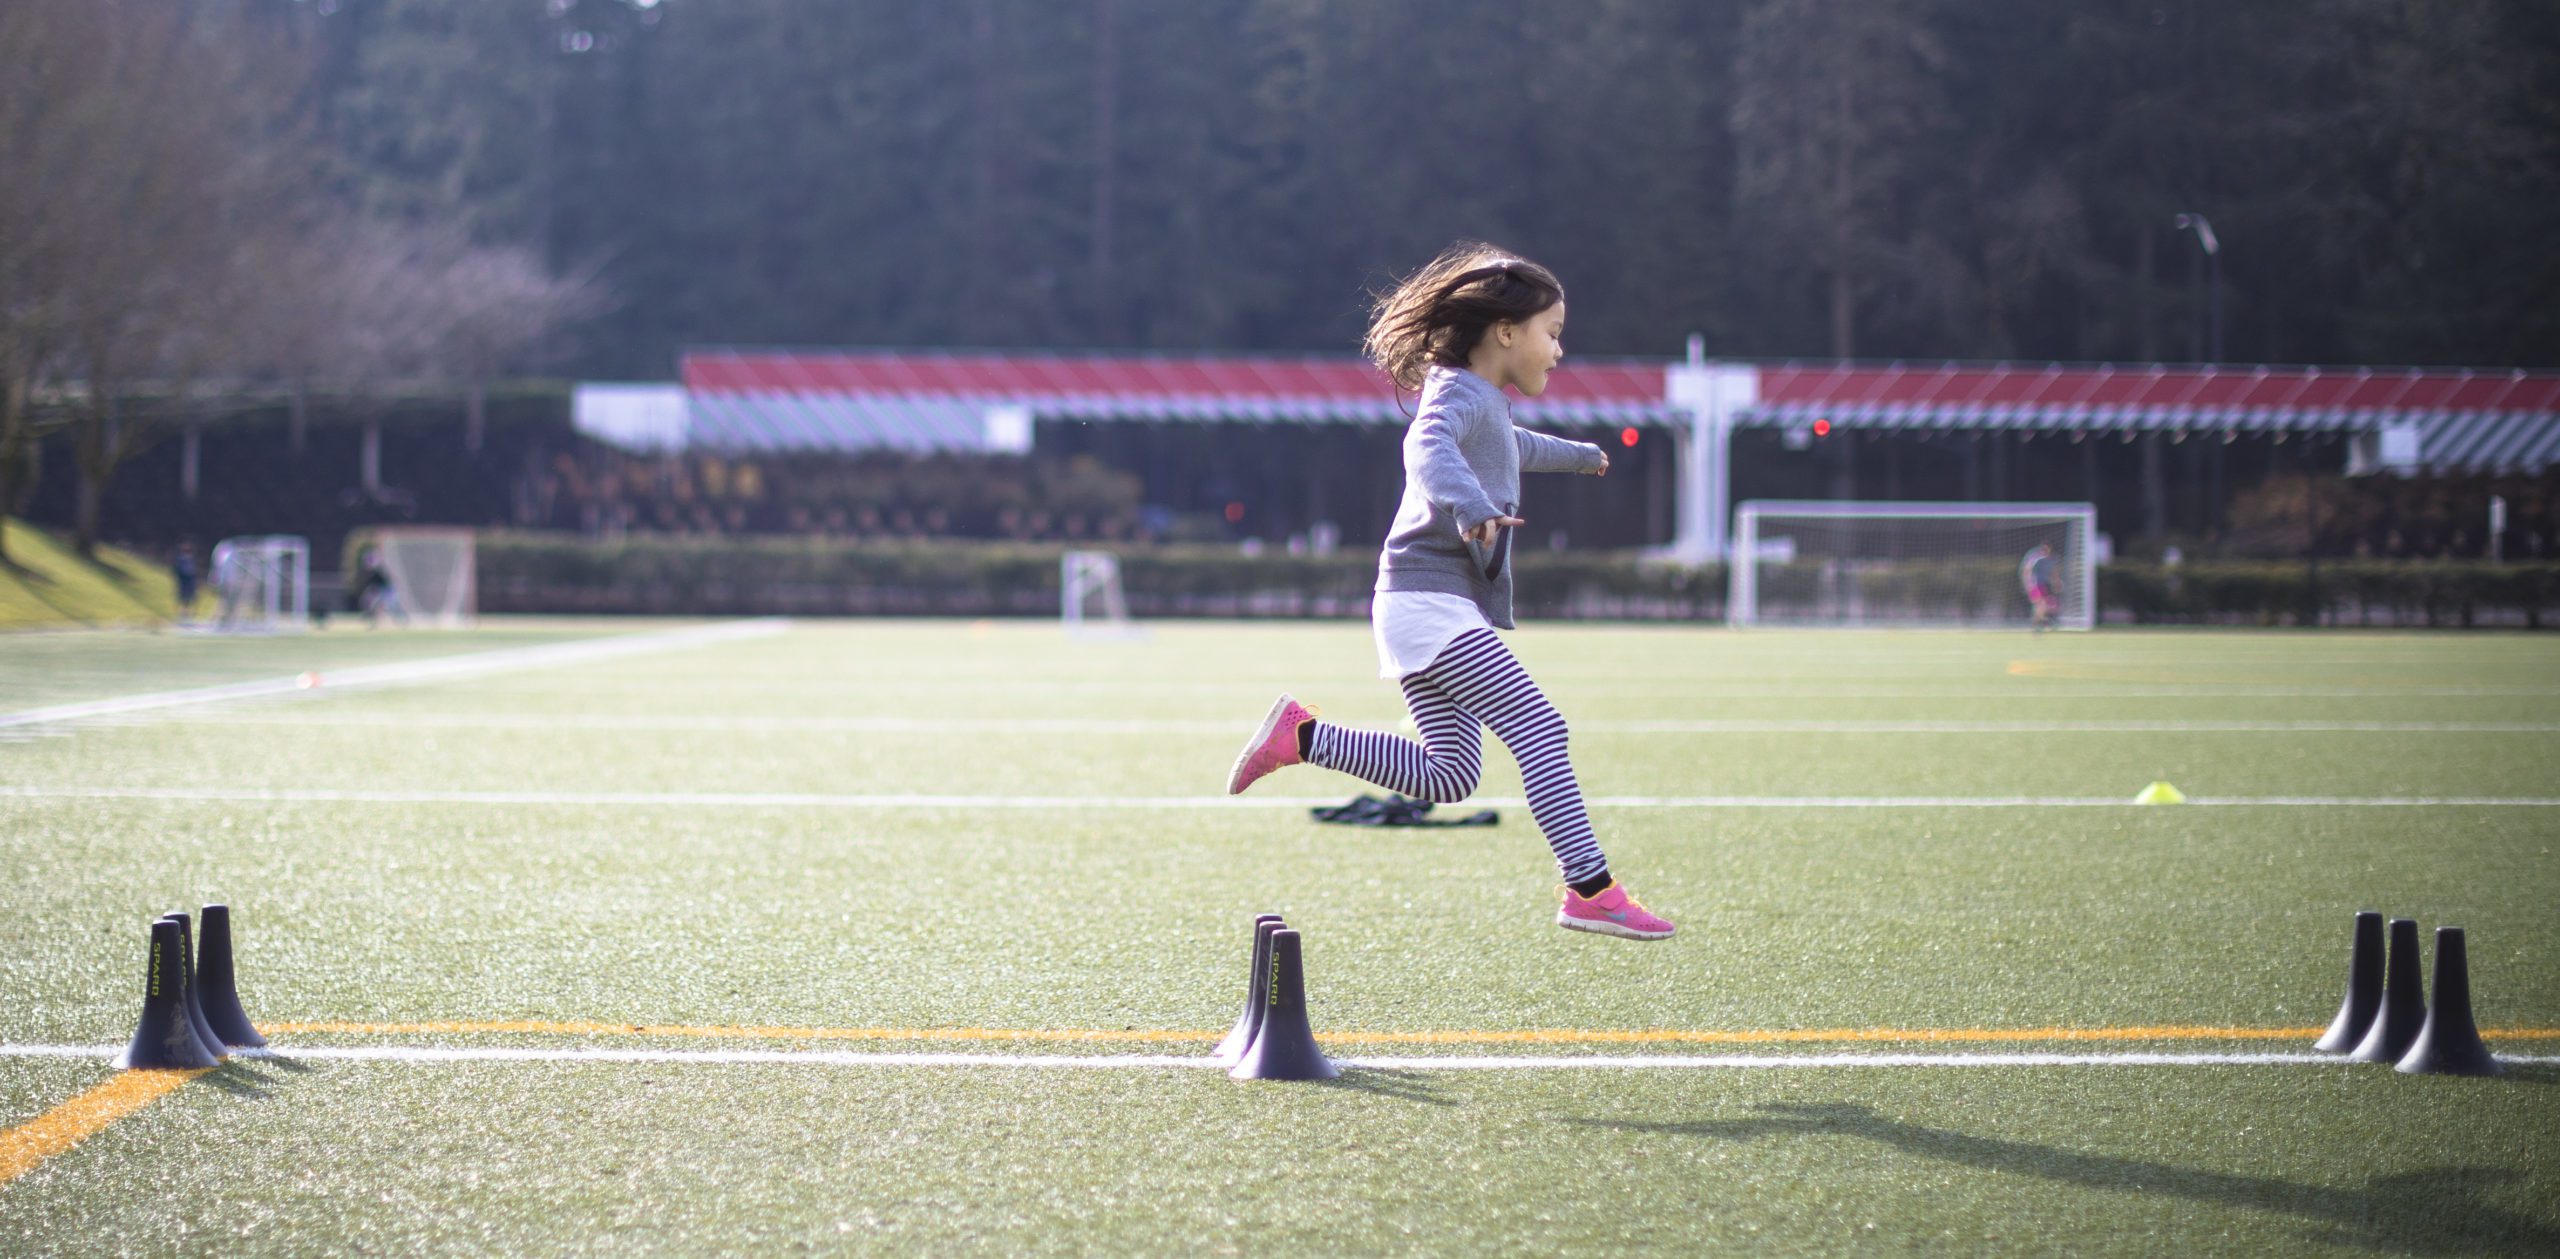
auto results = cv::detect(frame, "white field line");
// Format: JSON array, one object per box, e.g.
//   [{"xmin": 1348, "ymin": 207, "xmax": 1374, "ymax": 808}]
[
  {"xmin": 1591, "ymin": 720, "xmax": 2560, "ymax": 734},
  {"xmin": 0, "ymin": 620, "xmax": 789, "ymax": 732},
  {"xmin": 4, "ymin": 785, "xmax": 2559, "ymax": 809},
  {"xmin": 3, "ymin": 1043, "xmax": 2555, "ymax": 1070},
  {"xmin": 309, "ymin": 684, "xmax": 2560, "ymax": 701},
  {"xmin": 150, "ymin": 713, "xmax": 2560, "ymax": 735},
  {"xmin": 1563, "ymin": 686, "xmax": 2560, "ymax": 699},
  {"xmin": 157, "ymin": 674, "xmax": 2552, "ymax": 702}
]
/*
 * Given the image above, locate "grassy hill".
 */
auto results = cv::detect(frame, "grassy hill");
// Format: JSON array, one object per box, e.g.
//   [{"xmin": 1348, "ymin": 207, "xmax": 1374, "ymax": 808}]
[{"xmin": 0, "ymin": 519, "xmax": 174, "ymax": 630}]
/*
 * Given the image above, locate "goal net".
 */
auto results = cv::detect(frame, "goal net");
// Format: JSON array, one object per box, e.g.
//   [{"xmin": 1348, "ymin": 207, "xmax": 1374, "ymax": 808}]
[
  {"xmin": 1729, "ymin": 501, "xmax": 2097, "ymax": 630},
  {"xmin": 1061, "ymin": 549, "xmax": 1134, "ymax": 636},
  {"xmin": 372, "ymin": 527, "xmax": 477, "ymax": 628},
  {"xmin": 207, "ymin": 535, "xmax": 310, "ymax": 634}
]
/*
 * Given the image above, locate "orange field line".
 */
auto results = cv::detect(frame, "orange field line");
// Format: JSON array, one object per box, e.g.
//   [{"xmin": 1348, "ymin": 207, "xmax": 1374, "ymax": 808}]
[
  {"xmin": 261, "ymin": 1020, "xmax": 2560, "ymax": 1046},
  {"xmin": 1, "ymin": 1068, "xmax": 208, "ymax": 1188}
]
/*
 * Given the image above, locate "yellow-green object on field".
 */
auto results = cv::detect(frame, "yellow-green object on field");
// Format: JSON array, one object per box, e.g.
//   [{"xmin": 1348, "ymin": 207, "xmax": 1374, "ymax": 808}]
[{"xmin": 2133, "ymin": 781, "xmax": 2187, "ymax": 805}]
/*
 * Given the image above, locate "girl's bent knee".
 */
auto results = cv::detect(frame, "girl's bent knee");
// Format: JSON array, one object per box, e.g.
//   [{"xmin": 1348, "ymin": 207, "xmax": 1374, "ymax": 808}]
[{"xmin": 1422, "ymin": 766, "xmax": 1481, "ymax": 803}]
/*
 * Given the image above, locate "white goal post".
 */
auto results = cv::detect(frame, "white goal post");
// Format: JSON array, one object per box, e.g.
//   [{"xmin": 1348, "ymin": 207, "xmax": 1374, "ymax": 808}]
[
  {"xmin": 1061, "ymin": 549, "xmax": 1133, "ymax": 636},
  {"xmin": 207, "ymin": 535, "xmax": 310, "ymax": 634},
  {"xmin": 1729, "ymin": 501, "xmax": 2098, "ymax": 630},
  {"xmin": 370, "ymin": 526, "xmax": 477, "ymax": 628}
]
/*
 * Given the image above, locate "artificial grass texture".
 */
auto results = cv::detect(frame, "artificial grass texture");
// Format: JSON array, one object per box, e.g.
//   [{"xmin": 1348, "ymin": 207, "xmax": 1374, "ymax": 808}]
[
  {"xmin": 2, "ymin": 620, "xmax": 2556, "ymax": 1254},
  {"xmin": 0, "ymin": 520, "xmax": 173, "ymax": 631},
  {"xmin": 0, "ymin": 617, "xmax": 711, "ymax": 713},
  {"xmin": 7, "ymin": 1064, "xmax": 2555, "ymax": 1256},
  {"xmin": 0, "ymin": 801, "xmax": 2553, "ymax": 1043}
]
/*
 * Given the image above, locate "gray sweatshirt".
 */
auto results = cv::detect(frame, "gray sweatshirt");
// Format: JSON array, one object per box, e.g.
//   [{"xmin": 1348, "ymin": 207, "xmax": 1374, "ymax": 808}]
[{"xmin": 1374, "ymin": 365, "xmax": 1608, "ymax": 629}]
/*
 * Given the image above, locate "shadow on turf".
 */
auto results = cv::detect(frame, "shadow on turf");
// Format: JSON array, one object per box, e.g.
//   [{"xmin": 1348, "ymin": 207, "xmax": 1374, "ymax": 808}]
[
  {"xmin": 199, "ymin": 1068, "xmax": 272, "ymax": 1099},
  {"xmin": 1567, "ymin": 1103, "xmax": 2557, "ymax": 1256},
  {"xmin": 1313, "ymin": 1070, "xmax": 1454, "ymax": 1106},
  {"xmin": 199, "ymin": 1054, "xmax": 315, "ymax": 1098}
]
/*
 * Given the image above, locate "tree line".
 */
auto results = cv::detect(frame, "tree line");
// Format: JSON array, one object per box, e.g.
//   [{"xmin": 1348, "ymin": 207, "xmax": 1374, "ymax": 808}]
[
  {"xmin": 4, "ymin": 0, "xmax": 2553, "ymax": 558},
  {"xmin": 237, "ymin": 0, "xmax": 2550, "ymax": 372},
  {"xmin": 0, "ymin": 0, "xmax": 593, "ymax": 560}
]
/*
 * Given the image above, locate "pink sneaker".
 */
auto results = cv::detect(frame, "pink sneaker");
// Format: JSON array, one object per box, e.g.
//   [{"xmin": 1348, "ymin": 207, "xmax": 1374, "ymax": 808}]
[
  {"xmin": 1557, "ymin": 881, "xmax": 1676, "ymax": 940},
  {"xmin": 1226, "ymin": 694, "xmax": 1315, "ymax": 795}
]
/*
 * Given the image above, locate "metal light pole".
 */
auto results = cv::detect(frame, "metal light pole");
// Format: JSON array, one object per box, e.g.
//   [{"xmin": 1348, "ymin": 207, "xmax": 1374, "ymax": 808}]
[
  {"xmin": 2173, "ymin": 212, "xmax": 2228, "ymax": 551},
  {"xmin": 2172, "ymin": 213, "xmax": 2222, "ymax": 362}
]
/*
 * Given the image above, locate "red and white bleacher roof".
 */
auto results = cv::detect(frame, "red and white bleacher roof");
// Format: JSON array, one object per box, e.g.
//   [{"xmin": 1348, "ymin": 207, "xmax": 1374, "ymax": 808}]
[{"xmin": 677, "ymin": 348, "xmax": 2560, "ymax": 471}]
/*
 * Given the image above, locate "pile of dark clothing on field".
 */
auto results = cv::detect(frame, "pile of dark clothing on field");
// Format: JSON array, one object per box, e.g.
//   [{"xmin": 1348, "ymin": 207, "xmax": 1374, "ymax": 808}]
[{"xmin": 1308, "ymin": 794, "xmax": 1498, "ymax": 828}]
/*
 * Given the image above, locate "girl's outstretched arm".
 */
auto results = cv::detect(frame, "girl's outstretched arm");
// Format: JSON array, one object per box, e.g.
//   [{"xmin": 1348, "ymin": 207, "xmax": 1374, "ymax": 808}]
[{"xmin": 1515, "ymin": 428, "xmax": 1609, "ymax": 474}]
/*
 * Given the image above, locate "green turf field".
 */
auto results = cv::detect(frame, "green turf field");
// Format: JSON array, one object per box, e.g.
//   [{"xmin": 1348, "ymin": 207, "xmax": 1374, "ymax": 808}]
[{"xmin": 2, "ymin": 618, "xmax": 2555, "ymax": 1254}]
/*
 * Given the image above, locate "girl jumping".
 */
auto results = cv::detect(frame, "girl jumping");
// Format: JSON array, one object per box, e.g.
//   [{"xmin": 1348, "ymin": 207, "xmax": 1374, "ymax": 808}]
[{"xmin": 1224, "ymin": 242, "xmax": 1675, "ymax": 941}]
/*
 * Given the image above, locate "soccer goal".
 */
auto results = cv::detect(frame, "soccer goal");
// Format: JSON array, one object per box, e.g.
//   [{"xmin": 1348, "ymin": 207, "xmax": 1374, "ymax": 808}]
[
  {"xmin": 371, "ymin": 526, "xmax": 477, "ymax": 628},
  {"xmin": 1061, "ymin": 549, "xmax": 1134, "ymax": 636},
  {"xmin": 207, "ymin": 535, "xmax": 310, "ymax": 633},
  {"xmin": 1729, "ymin": 501, "xmax": 2097, "ymax": 630}
]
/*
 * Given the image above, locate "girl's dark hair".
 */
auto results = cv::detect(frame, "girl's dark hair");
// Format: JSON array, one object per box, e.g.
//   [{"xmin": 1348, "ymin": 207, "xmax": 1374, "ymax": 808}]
[{"xmin": 1363, "ymin": 241, "xmax": 1564, "ymax": 392}]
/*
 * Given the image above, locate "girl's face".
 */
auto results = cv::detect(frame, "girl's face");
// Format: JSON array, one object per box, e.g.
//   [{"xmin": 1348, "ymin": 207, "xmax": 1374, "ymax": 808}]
[{"xmin": 1490, "ymin": 301, "xmax": 1566, "ymax": 396}]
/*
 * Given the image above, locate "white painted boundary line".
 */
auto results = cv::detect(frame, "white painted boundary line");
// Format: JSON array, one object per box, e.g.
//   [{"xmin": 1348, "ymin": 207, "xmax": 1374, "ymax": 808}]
[
  {"xmin": 1591, "ymin": 795, "xmax": 2560, "ymax": 808},
  {"xmin": 156, "ymin": 713, "xmax": 2560, "ymax": 735},
  {"xmin": 0, "ymin": 620, "xmax": 790, "ymax": 732},
  {"xmin": 1595, "ymin": 720, "xmax": 2560, "ymax": 734},
  {"xmin": 4, "ymin": 1044, "xmax": 2554, "ymax": 1070},
  {"xmin": 5, "ymin": 786, "xmax": 2559, "ymax": 809}
]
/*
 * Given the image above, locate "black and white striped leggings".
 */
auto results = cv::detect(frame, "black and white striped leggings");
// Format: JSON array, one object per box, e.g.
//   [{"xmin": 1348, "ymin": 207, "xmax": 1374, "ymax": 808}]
[{"xmin": 1305, "ymin": 628, "xmax": 1607, "ymax": 884}]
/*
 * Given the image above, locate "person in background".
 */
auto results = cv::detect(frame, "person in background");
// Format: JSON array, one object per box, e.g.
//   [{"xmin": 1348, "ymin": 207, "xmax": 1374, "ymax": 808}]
[
  {"xmin": 171, "ymin": 541, "xmax": 201, "ymax": 626},
  {"xmin": 2021, "ymin": 543, "xmax": 2060, "ymax": 631},
  {"xmin": 353, "ymin": 546, "xmax": 404, "ymax": 628}
]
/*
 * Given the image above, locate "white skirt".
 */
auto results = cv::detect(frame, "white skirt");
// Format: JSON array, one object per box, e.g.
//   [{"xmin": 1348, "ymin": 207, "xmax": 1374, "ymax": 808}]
[{"xmin": 1371, "ymin": 590, "xmax": 1492, "ymax": 679}]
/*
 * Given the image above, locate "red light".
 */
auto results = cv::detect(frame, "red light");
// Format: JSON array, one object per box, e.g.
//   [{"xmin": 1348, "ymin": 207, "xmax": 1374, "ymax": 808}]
[
  {"xmin": 1224, "ymin": 501, "xmax": 1244, "ymax": 524},
  {"xmin": 1812, "ymin": 419, "xmax": 1832, "ymax": 438},
  {"xmin": 1619, "ymin": 427, "xmax": 1639, "ymax": 448}
]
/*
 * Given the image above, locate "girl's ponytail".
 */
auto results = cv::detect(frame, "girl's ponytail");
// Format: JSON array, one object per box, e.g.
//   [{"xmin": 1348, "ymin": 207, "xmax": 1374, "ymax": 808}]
[{"xmin": 1363, "ymin": 243, "xmax": 1564, "ymax": 393}]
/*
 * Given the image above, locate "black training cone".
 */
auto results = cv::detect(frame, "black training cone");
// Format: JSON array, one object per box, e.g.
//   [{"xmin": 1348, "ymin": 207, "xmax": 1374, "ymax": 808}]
[
  {"xmin": 1228, "ymin": 929, "xmax": 1338, "ymax": 1081},
  {"xmin": 2314, "ymin": 910, "xmax": 2386, "ymax": 1053},
  {"xmin": 1210, "ymin": 915, "xmax": 1286, "ymax": 1064},
  {"xmin": 158, "ymin": 913, "xmax": 228, "ymax": 1061},
  {"xmin": 116, "ymin": 919, "xmax": 220, "ymax": 1070},
  {"xmin": 196, "ymin": 904, "xmax": 267, "ymax": 1049},
  {"xmin": 2397, "ymin": 927, "xmax": 2503, "ymax": 1077},
  {"xmin": 2348, "ymin": 917, "xmax": 2426, "ymax": 1063}
]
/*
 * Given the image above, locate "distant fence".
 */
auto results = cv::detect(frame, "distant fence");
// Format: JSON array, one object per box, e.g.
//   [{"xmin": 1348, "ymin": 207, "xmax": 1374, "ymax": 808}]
[
  {"xmin": 2102, "ymin": 560, "xmax": 2560, "ymax": 628},
  {"xmin": 467, "ymin": 531, "xmax": 2558, "ymax": 627},
  {"xmin": 472, "ymin": 532, "xmax": 1727, "ymax": 620}
]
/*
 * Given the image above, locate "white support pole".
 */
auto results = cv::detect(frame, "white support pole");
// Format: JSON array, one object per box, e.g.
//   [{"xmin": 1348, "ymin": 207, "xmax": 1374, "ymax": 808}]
[
  {"xmin": 1663, "ymin": 342, "xmax": 1757, "ymax": 565},
  {"xmin": 262, "ymin": 547, "xmax": 282, "ymax": 624},
  {"xmin": 290, "ymin": 539, "xmax": 311, "ymax": 629},
  {"xmin": 2071, "ymin": 503, "xmax": 2098, "ymax": 633},
  {"xmin": 1729, "ymin": 506, "xmax": 1760, "ymax": 627}
]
